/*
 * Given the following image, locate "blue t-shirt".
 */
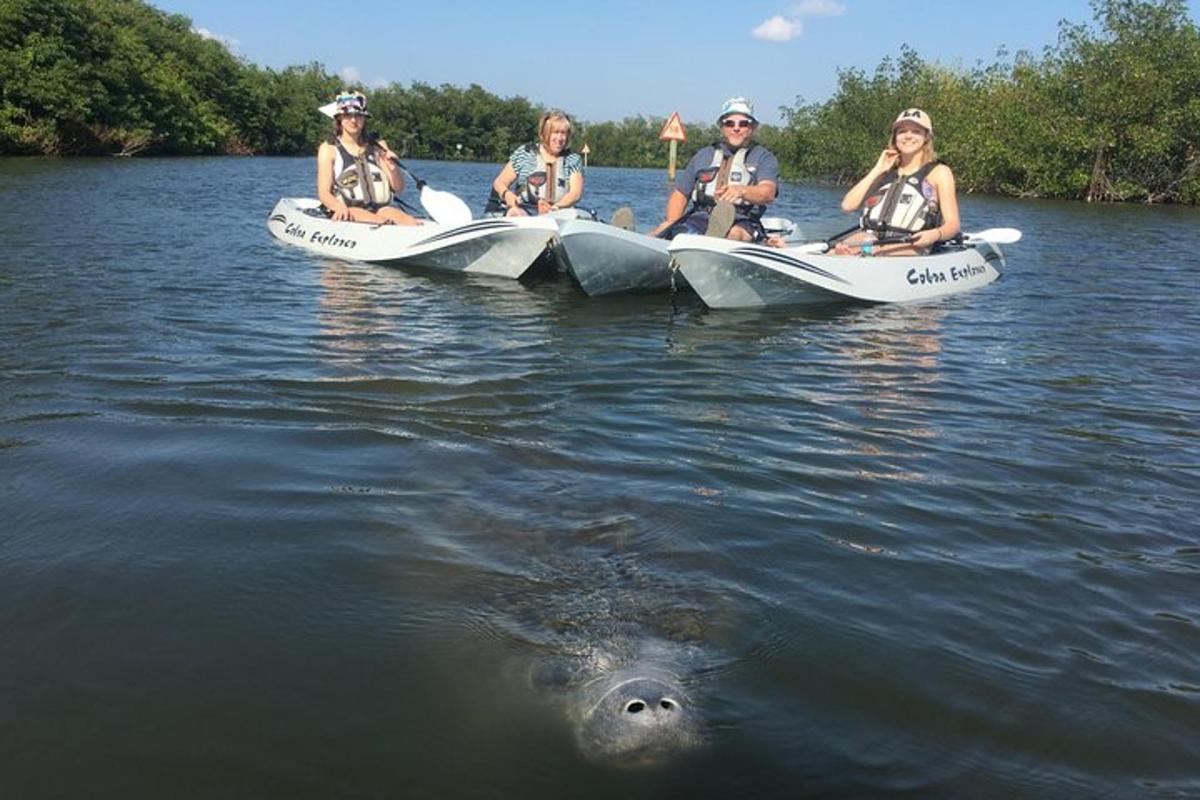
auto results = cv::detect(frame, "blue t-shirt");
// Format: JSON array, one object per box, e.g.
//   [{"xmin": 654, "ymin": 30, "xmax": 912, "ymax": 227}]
[{"xmin": 675, "ymin": 141, "xmax": 779, "ymax": 217}]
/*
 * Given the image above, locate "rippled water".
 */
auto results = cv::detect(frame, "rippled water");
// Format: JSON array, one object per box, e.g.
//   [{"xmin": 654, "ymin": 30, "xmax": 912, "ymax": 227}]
[{"xmin": 2, "ymin": 157, "xmax": 1198, "ymax": 798}]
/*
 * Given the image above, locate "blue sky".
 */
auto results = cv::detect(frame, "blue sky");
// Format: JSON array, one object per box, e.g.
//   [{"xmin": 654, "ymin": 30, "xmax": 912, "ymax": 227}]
[{"xmin": 152, "ymin": 0, "xmax": 1199, "ymax": 126}]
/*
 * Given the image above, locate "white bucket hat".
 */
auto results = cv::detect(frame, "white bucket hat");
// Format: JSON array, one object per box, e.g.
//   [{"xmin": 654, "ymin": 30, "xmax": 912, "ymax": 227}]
[{"xmin": 718, "ymin": 97, "xmax": 757, "ymax": 123}]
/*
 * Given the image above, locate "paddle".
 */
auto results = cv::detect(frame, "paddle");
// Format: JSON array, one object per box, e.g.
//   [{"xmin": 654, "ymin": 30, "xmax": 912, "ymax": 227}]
[
  {"xmin": 367, "ymin": 137, "xmax": 472, "ymax": 226},
  {"xmin": 392, "ymin": 160, "xmax": 473, "ymax": 226},
  {"xmin": 962, "ymin": 227, "xmax": 1022, "ymax": 245},
  {"xmin": 793, "ymin": 227, "xmax": 1022, "ymax": 254}
]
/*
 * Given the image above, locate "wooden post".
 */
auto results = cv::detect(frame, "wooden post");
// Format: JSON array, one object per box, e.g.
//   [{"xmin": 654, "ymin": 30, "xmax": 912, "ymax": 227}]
[
  {"xmin": 581, "ymin": 143, "xmax": 590, "ymax": 168},
  {"xmin": 668, "ymin": 140, "xmax": 678, "ymax": 183}
]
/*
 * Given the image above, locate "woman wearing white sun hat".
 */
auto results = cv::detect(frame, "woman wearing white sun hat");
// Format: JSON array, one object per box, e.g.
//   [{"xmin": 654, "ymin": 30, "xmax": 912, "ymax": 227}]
[
  {"xmin": 316, "ymin": 90, "xmax": 420, "ymax": 226},
  {"xmin": 832, "ymin": 108, "xmax": 959, "ymax": 256}
]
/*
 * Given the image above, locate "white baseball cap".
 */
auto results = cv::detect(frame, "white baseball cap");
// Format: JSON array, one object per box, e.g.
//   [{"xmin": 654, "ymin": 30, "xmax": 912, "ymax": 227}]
[{"xmin": 892, "ymin": 108, "xmax": 932, "ymax": 134}]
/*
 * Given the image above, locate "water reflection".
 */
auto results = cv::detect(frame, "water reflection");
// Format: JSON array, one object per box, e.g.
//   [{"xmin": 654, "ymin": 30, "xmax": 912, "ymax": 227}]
[
  {"xmin": 316, "ymin": 259, "xmax": 403, "ymax": 362},
  {"xmin": 844, "ymin": 304, "xmax": 945, "ymax": 417}
]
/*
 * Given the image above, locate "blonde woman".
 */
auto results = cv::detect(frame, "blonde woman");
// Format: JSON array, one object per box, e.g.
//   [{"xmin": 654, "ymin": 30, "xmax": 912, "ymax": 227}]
[
  {"xmin": 316, "ymin": 90, "xmax": 419, "ymax": 226},
  {"xmin": 832, "ymin": 108, "xmax": 959, "ymax": 256},
  {"xmin": 489, "ymin": 110, "xmax": 584, "ymax": 216}
]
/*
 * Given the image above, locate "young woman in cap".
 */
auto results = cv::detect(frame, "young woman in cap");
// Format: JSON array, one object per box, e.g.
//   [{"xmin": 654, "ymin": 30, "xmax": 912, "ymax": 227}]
[
  {"xmin": 316, "ymin": 90, "xmax": 420, "ymax": 226},
  {"xmin": 488, "ymin": 110, "xmax": 584, "ymax": 217},
  {"xmin": 832, "ymin": 108, "xmax": 959, "ymax": 256}
]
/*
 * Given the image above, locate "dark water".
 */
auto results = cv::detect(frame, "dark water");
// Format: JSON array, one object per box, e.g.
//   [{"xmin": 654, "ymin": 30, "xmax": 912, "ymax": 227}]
[{"xmin": 2, "ymin": 156, "xmax": 1198, "ymax": 799}]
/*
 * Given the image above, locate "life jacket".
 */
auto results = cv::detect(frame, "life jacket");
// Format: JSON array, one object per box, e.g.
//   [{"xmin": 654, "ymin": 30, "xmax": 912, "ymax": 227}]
[
  {"xmin": 332, "ymin": 139, "xmax": 393, "ymax": 208},
  {"xmin": 861, "ymin": 160, "xmax": 942, "ymax": 235},
  {"xmin": 690, "ymin": 143, "xmax": 765, "ymax": 219},
  {"xmin": 517, "ymin": 143, "xmax": 574, "ymax": 205}
]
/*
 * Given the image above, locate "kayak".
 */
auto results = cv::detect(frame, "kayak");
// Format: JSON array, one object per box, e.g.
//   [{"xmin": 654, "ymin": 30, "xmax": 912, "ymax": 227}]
[
  {"xmin": 669, "ymin": 234, "xmax": 1004, "ymax": 308},
  {"xmin": 555, "ymin": 218, "xmax": 673, "ymax": 295},
  {"xmin": 267, "ymin": 198, "xmax": 559, "ymax": 279},
  {"xmin": 554, "ymin": 216, "xmax": 801, "ymax": 297}
]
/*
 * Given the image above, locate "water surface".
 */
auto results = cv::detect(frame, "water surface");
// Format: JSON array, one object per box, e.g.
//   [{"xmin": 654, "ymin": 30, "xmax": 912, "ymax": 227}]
[{"xmin": 1, "ymin": 157, "xmax": 1198, "ymax": 798}]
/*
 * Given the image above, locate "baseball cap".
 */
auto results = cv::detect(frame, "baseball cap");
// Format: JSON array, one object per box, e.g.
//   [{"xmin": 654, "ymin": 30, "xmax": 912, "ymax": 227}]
[{"xmin": 892, "ymin": 108, "xmax": 932, "ymax": 134}]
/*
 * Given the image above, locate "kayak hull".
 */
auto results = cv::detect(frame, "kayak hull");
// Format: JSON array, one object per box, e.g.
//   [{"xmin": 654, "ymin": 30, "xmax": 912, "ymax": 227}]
[
  {"xmin": 555, "ymin": 219, "xmax": 675, "ymax": 296},
  {"xmin": 267, "ymin": 198, "xmax": 558, "ymax": 279},
  {"xmin": 670, "ymin": 234, "xmax": 1002, "ymax": 308}
]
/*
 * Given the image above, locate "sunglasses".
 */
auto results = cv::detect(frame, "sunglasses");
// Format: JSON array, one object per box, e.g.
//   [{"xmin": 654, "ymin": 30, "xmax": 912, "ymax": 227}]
[{"xmin": 721, "ymin": 119, "xmax": 753, "ymax": 130}]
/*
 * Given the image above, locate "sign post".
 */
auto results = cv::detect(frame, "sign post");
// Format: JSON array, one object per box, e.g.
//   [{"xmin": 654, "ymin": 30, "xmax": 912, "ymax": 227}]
[
  {"xmin": 658, "ymin": 112, "xmax": 687, "ymax": 184},
  {"xmin": 580, "ymin": 143, "xmax": 590, "ymax": 168}
]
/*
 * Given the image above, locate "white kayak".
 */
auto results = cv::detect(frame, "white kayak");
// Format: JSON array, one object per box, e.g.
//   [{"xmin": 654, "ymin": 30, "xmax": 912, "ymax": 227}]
[
  {"xmin": 670, "ymin": 234, "xmax": 1005, "ymax": 308},
  {"xmin": 554, "ymin": 216, "xmax": 801, "ymax": 296},
  {"xmin": 555, "ymin": 218, "xmax": 673, "ymax": 295},
  {"xmin": 267, "ymin": 198, "xmax": 559, "ymax": 279}
]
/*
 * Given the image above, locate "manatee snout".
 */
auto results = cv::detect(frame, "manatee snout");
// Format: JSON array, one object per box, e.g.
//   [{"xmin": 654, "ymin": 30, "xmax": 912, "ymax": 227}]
[{"xmin": 576, "ymin": 669, "xmax": 702, "ymax": 766}]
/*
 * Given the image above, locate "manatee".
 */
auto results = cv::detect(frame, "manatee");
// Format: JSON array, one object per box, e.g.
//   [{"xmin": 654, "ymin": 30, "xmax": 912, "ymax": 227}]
[
  {"xmin": 573, "ymin": 662, "xmax": 702, "ymax": 766},
  {"xmin": 452, "ymin": 512, "xmax": 741, "ymax": 765},
  {"xmin": 506, "ymin": 576, "xmax": 722, "ymax": 767}
]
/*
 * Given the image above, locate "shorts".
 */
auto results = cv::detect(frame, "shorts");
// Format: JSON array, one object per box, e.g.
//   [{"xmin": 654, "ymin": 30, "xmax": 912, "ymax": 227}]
[{"xmin": 658, "ymin": 210, "xmax": 767, "ymax": 241}]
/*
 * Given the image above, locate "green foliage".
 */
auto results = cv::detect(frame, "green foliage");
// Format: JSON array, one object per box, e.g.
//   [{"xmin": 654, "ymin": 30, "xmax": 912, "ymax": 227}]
[
  {"xmin": 0, "ymin": 0, "xmax": 544, "ymax": 158},
  {"xmin": 775, "ymin": 0, "xmax": 1200, "ymax": 203},
  {"xmin": 578, "ymin": 116, "xmax": 722, "ymax": 168},
  {"xmin": 3, "ymin": 0, "xmax": 1197, "ymax": 204}
]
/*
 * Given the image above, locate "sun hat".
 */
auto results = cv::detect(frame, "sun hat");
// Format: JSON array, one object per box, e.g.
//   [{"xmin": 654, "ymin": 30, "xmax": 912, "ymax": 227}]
[
  {"xmin": 318, "ymin": 91, "xmax": 370, "ymax": 119},
  {"xmin": 892, "ymin": 108, "xmax": 932, "ymax": 134},
  {"xmin": 718, "ymin": 97, "xmax": 757, "ymax": 123}
]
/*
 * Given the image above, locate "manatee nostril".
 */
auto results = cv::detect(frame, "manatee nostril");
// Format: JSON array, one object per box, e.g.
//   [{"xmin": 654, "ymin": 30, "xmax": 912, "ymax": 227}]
[
  {"xmin": 625, "ymin": 700, "xmax": 646, "ymax": 714},
  {"xmin": 660, "ymin": 699, "xmax": 676, "ymax": 711}
]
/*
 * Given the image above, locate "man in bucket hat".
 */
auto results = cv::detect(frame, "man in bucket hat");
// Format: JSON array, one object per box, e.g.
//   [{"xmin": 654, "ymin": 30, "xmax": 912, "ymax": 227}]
[{"xmin": 647, "ymin": 97, "xmax": 779, "ymax": 241}]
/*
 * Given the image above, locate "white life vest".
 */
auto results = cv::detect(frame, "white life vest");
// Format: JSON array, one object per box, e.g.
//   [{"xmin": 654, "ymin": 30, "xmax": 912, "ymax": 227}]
[
  {"xmin": 690, "ymin": 144, "xmax": 763, "ymax": 217},
  {"xmin": 332, "ymin": 140, "xmax": 393, "ymax": 208},
  {"xmin": 861, "ymin": 161, "xmax": 942, "ymax": 234},
  {"xmin": 519, "ymin": 144, "xmax": 573, "ymax": 205}
]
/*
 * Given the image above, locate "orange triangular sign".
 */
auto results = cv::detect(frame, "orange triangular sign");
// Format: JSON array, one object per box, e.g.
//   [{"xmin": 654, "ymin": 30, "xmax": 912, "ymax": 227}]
[{"xmin": 659, "ymin": 112, "xmax": 687, "ymax": 142}]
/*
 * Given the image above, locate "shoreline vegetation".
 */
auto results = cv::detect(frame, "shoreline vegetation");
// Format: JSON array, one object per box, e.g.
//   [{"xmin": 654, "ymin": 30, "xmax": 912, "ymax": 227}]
[{"xmin": 2, "ymin": 0, "xmax": 1197, "ymax": 204}]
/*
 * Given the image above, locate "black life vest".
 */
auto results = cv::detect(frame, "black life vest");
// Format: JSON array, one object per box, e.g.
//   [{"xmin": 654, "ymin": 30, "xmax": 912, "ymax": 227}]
[
  {"xmin": 861, "ymin": 160, "xmax": 943, "ymax": 235},
  {"xmin": 517, "ymin": 143, "xmax": 574, "ymax": 204},
  {"xmin": 332, "ymin": 140, "xmax": 393, "ymax": 208},
  {"xmin": 690, "ymin": 143, "xmax": 766, "ymax": 219}
]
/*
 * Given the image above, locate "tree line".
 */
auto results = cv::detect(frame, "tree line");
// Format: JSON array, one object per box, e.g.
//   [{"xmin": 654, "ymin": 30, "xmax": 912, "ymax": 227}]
[
  {"xmin": 775, "ymin": 0, "xmax": 1200, "ymax": 204},
  {"xmin": 2, "ymin": 0, "xmax": 1197, "ymax": 203}
]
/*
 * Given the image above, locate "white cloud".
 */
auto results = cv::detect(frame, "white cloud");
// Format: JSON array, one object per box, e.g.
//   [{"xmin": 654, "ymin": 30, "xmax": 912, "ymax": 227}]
[
  {"xmin": 193, "ymin": 27, "xmax": 239, "ymax": 52},
  {"xmin": 753, "ymin": 0, "xmax": 844, "ymax": 42},
  {"xmin": 752, "ymin": 15, "xmax": 803, "ymax": 42},
  {"xmin": 792, "ymin": 0, "xmax": 845, "ymax": 16},
  {"xmin": 337, "ymin": 68, "xmax": 389, "ymax": 91}
]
